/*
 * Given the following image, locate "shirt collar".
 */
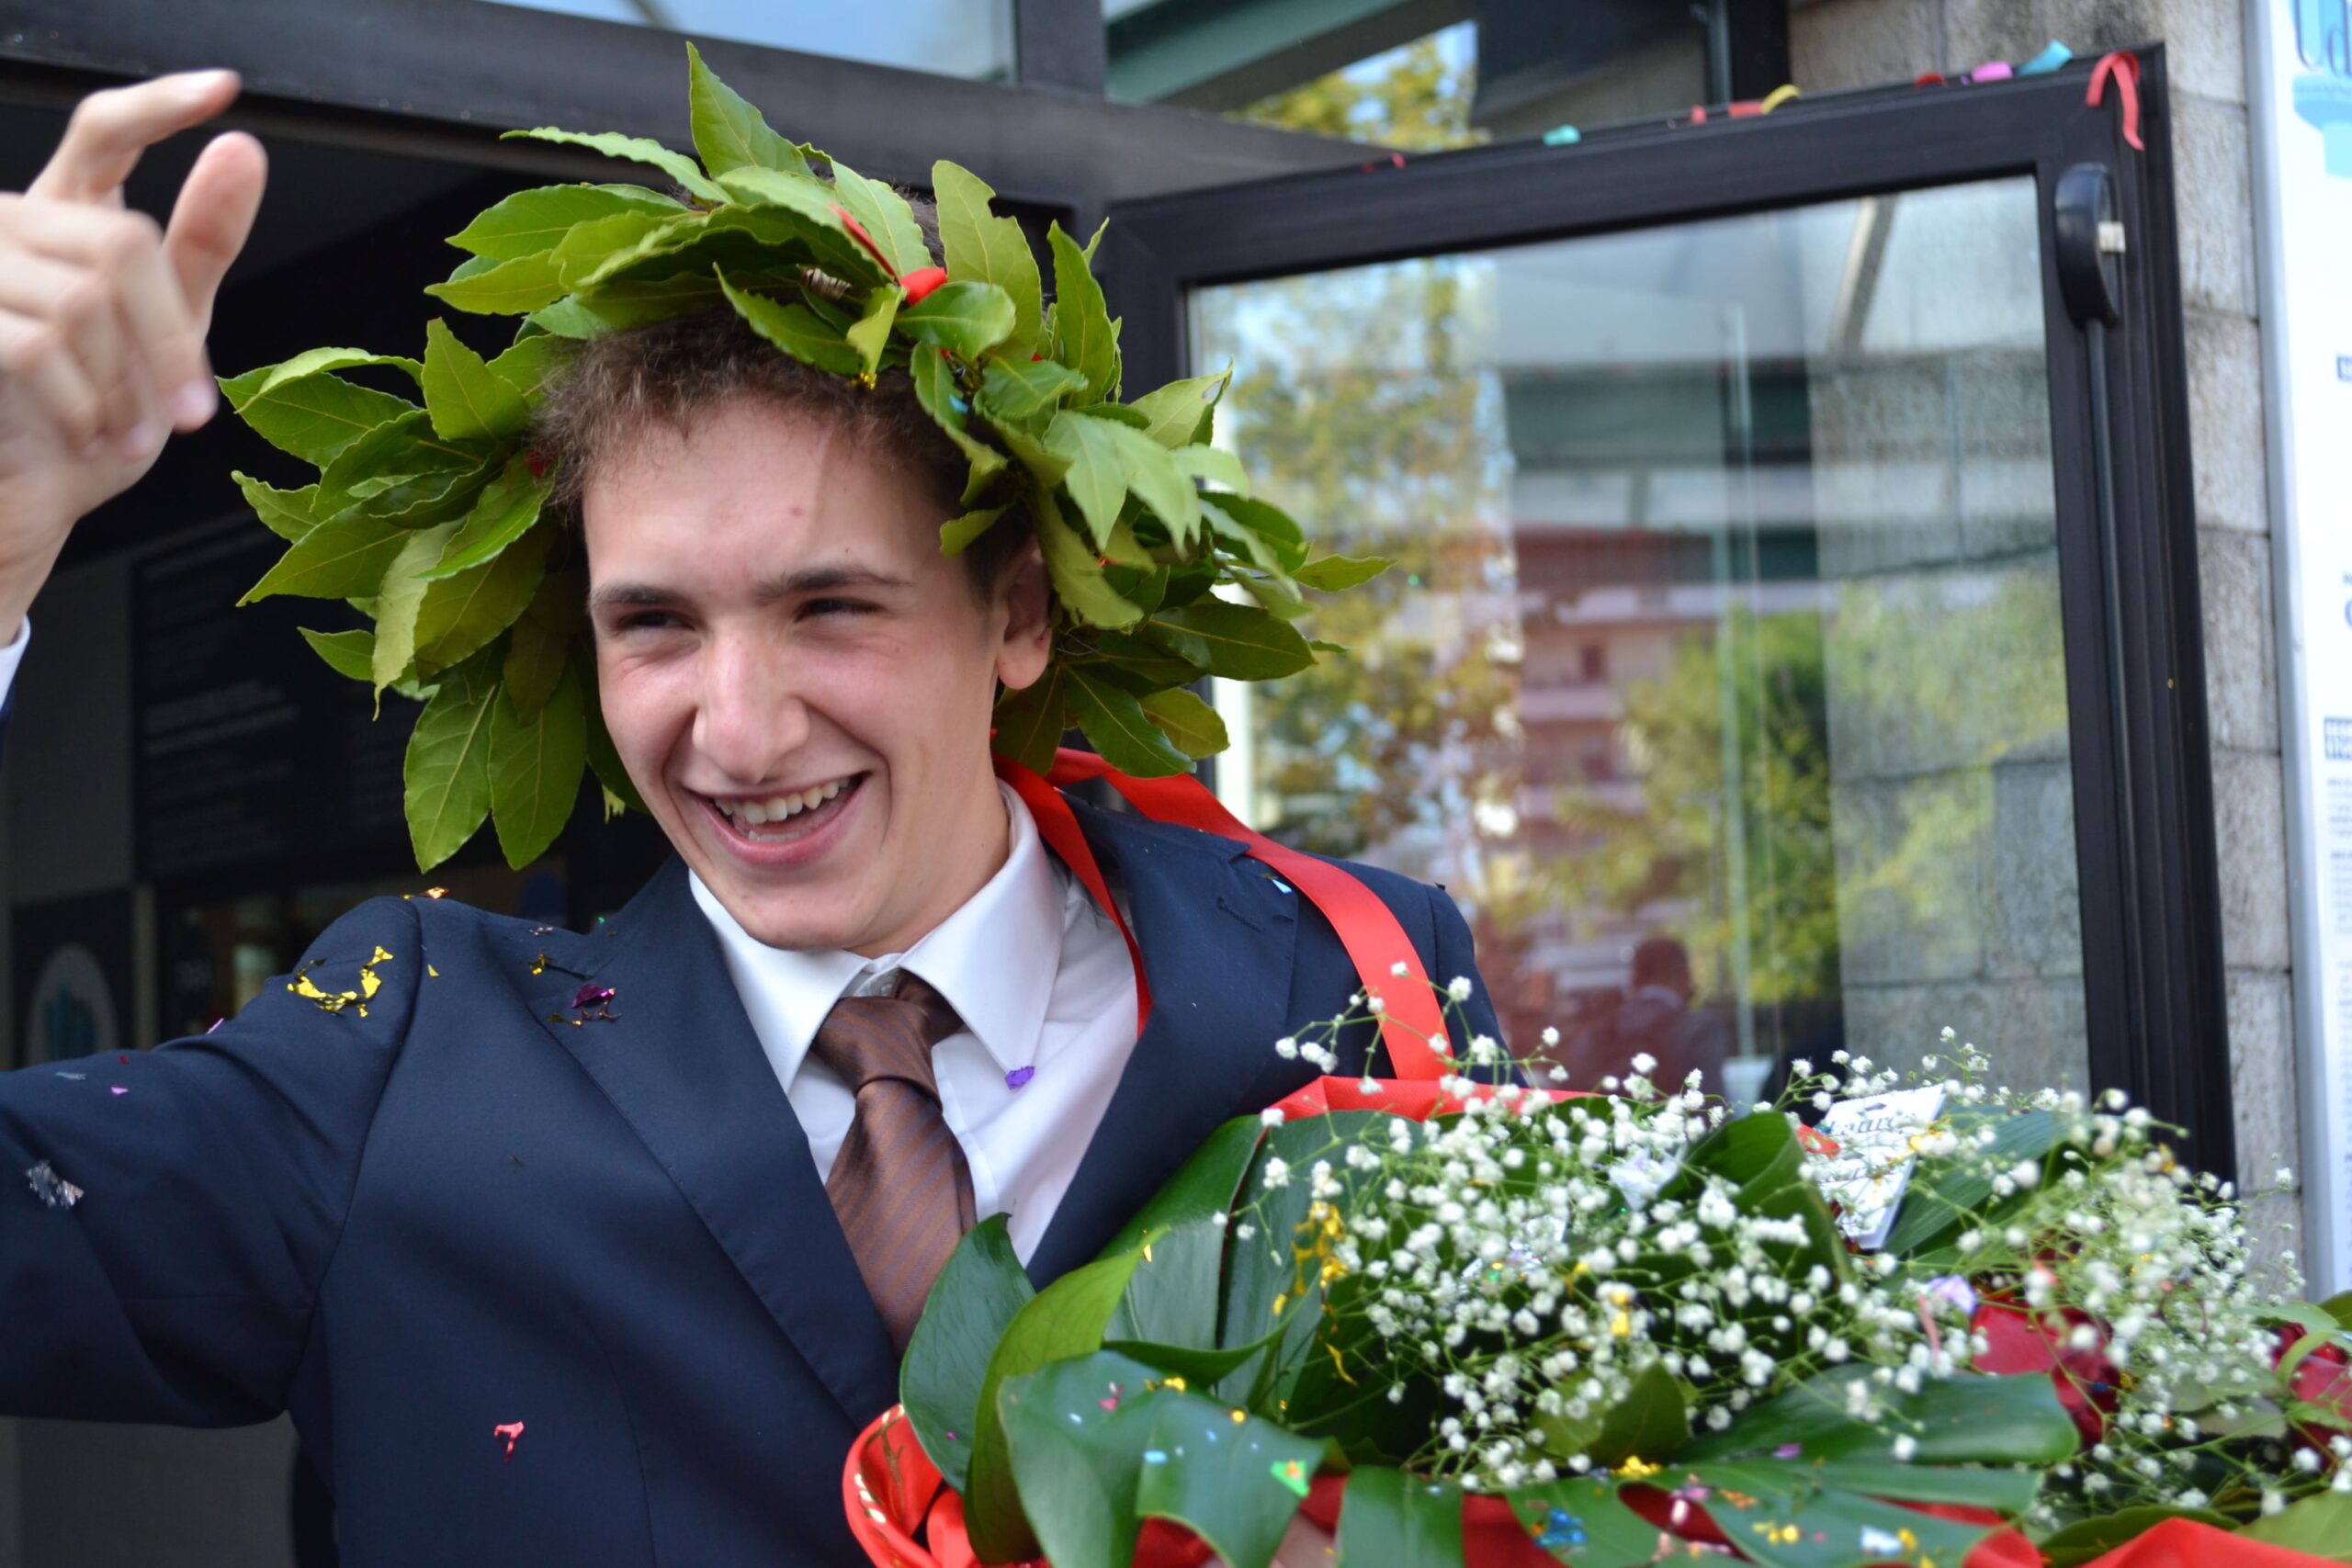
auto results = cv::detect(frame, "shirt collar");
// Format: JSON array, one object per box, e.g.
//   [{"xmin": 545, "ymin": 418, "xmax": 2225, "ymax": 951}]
[{"xmin": 688, "ymin": 779, "xmax": 1066, "ymax": 1086}]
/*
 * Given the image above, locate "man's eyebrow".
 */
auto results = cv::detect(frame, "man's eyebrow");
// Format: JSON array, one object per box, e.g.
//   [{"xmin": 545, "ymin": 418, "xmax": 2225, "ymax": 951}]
[{"xmin": 585, "ymin": 566, "xmax": 915, "ymax": 614}]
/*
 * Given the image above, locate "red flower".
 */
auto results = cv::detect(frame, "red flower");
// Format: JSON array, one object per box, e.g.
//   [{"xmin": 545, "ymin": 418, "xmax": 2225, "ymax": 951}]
[
  {"xmin": 900, "ymin": 265, "xmax": 947, "ymax": 303},
  {"xmin": 2272, "ymin": 1324, "xmax": 2352, "ymax": 1450},
  {"xmin": 1971, "ymin": 1299, "xmax": 2120, "ymax": 1446}
]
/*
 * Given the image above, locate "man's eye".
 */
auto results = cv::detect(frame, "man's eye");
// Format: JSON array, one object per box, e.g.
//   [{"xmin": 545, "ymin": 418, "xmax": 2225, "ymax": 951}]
[
  {"xmin": 802, "ymin": 598, "xmax": 875, "ymax": 618},
  {"xmin": 616, "ymin": 611, "xmax": 682, "ymax": 632}
]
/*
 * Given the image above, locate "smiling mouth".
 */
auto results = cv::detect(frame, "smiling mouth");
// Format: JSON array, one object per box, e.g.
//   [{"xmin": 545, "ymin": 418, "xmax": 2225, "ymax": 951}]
[{"xmin": 701, "ymin": 773, "xmax": 866, "ymax": 841}]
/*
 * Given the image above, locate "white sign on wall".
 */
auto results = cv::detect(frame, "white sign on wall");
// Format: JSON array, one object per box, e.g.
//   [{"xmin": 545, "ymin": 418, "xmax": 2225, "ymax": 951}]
[{"xmin": 2250, "ymin": 0, "xmax": 2352, "ymax": 1295}]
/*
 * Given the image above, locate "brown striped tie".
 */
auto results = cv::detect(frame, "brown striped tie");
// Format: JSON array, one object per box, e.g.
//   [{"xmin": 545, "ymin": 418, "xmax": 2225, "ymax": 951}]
[{"xmin": 810, "ymin": 974, "xmax": 978, "ymax": 1351}]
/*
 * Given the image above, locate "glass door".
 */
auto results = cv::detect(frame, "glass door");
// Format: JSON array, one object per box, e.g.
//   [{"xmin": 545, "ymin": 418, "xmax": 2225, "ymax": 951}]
[{"xmin": 1105, "ymin": 56, "xmax": 2230, "ymax": 1157}]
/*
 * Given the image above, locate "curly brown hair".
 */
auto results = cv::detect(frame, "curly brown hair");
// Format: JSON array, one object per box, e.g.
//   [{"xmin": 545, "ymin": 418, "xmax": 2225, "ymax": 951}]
[{"xmin": 528, "ymin": 196, "xmax": 1030, "ymax": 599}]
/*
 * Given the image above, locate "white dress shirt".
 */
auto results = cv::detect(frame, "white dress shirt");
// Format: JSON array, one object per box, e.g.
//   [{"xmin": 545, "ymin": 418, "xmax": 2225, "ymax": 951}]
[
  {"xmin": 689, "ymin": 780, "xmax": 1139, "ymax": 1261},
  {"xmin": 0, "ymin": 618, "xmax": 28, "ymax": 699}
]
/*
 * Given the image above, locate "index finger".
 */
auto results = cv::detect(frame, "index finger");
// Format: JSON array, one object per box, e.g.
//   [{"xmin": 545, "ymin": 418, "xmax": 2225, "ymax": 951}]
[{"xmin": 28, "ymin": 70, "xmax": 242, "ymax": 205}]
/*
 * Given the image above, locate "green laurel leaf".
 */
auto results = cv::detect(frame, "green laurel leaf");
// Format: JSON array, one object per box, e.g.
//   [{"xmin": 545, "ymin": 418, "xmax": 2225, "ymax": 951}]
[
  {"xmin": 422, "ymin": 320, "xmax": 532, "ymax": 441},
  {"xmin": 372, "ymin": 520, "xmax": 464, "ymax": 698},
  {"xmin": 534, "ymin": 271, "xmax": 731, "ymax": 338},
  {"xmin": 240, "ymin": 514, "xmax": 414, "ymax": 605},
  {"xmin": 486, "ymin": 333, "xmax": 572, "ymax": 406},
  {"xmin": 501, "ymin": 125, "xmax": 726, "ymax": 203},
  {"xmin": 402, "ymin": 655, "xmax": 502, "ymax": 871},
  {"xmin": 1200, "ymin": 494, "xmax": 1307, "ymax": 573},
  {"xmin": 300, "ymin": 626, "xmax": 375, "ymax": 682},
  {"xmin": 845, "ymin": 284, "xmax": 900, "ymax": 378},
  {"xmin": 414, "ymin": 516, "xmax": 553, "ymax": 670},
  {"xmin": 1046, "ymin": 409, "xmax": 1199, "ymax": 549},
  {"xmin": 579, "ymin": 655, "xmax": 647, "ymax": 816},
  {"xmin": 939, "ymin": 504, "xmax": 1007, "ymax": 559},
  {"xmin": 685, "ymin": 40, "xmax": 813, "ymax": 178},
  {"xmin": 1046, "ymin": 220, "xmax": 1118, "ymax": 402},
  {"xmin": 978, "ymin": 356, "xmax": 1088, "ymax": 425},
  {"xmin": 220, "ymin": 361, "xmax": 417, "ymax": 468},
  {"xmin": 490, "ymin": 663, "xmax": 587, "ymax": 868},
  {"xmin": 311, "ymin": 409, "xmax": 490, "ymax": 519},
  {"xmin": 899, "ymin": 281, "xmax": 1017, "ymax": 359},
  {"xmin": 1145, "ymin": 600, "xmax": 1313, "ymax": 681},
  {"xmin": 711, "ymin": 170, "xmax": 888, "ymax": 288},
  {"xmin": 910, "ymin": 344, "xmax": 1009, "ymax": 502},
  {"xmin": 717, "ymin": 267, "xmax": 862, "ymax": 374},
  {"xmin": 503, "ymin": 611, "xmax": 568, "ymax": 723},
  {"xmin": 827, "ymin": 157, "xmax": 931, "ymax": 277},
  {"xmin": 424, "ymin": 455, "xmax": 550, "ymax": 582},
  {"xmin": 932, "ymin": 160, "xmax": 1042, "ymax": 357},
  {"xmin": 551, "ymin": 208, "xmax": 688, "ymax": 291},
  {"xmin": 1068, "ymin": 666, "xmax": 1189, "ymax": 777},
  {"xmin": 232, "ymin": 471, "xmax": 320, "ymax": 543},
  {"xmin": 1126, "ymin": 370, "xmax": 1227, "ymax": 449},
  {"xmin": 1035, "ymin": 495, "xmax": 1141, "ymax": 630},
  {"xmin": 990, "ymin": 662, "xmax": 1067, "ymax": 774},
  {"xmin": 1138, "ymin": 686, "xmax": 1227, "ymax": 758},
  {"xmin": 1293, "ymin": 554, "xmax": 1391, "ymax": 592},
  {"xmin": 447, "ymin": 184, "xmax": 684, "ymax": 261},
  {"xmin": 424, "ymin": 250, "xmax": 568, "ymax": 315}
]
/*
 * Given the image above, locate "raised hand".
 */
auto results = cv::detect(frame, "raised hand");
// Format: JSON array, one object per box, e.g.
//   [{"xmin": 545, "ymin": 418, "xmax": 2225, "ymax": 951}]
[{"xmin": 0, "ymin": 69, "xmax": 267, "ymax": 631}]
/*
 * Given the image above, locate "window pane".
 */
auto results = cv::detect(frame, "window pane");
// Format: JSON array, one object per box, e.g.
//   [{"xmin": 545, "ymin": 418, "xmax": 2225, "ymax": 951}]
[
  {"xmin": 1195, "ymin": 177, "xmax": 2090, "ymax": 1099},
  {"xmin": 477, "ymin": 0, "xmax": 1014, "ymax": 80}
]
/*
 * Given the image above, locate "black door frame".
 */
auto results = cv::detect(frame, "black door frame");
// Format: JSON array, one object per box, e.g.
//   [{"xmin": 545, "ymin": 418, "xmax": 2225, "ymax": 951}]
[{"xmin": 1102, "ymin": 48, "xmax": 2233, "ymax": 1168}]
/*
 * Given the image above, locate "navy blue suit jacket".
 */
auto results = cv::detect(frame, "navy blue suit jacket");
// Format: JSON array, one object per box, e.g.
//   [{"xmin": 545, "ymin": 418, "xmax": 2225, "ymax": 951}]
[{"xmin": 0, "ymin": 796, "xmax": 1498, "ymax": 1565}]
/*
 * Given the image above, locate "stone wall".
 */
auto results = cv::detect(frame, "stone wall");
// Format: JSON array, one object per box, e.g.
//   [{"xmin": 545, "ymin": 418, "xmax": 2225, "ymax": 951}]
[{"xmin": 1792, "ymin": 0, "xmax": 2300, "ymax": 1241}]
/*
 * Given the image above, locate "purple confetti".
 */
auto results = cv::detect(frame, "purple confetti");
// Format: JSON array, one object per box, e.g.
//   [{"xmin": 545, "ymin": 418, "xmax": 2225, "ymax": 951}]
[
  {"xmin": 572, "ymin": 984, "xmax": 615, "ymax": 1010},
  {"xmin": 206, "ymin": 1017, "xmax": 225, "ymax": 1034},
  {"xmin": 1774, "ymin": 1443, "xmax": 1803, "ymax": 1459},
  {"xmin": 110, "ymin": 1087, "xmax": 128, "ymax": 1097},
  {"xmin": 1924, "ymin": 1275, "xmax": 1979, "ymax": 1317},
  {"xmin": 27, "ymin": 1160, "xmax": 84, "ymax": 1210},
  {"xmin": 1005, "ymin": 1066, "xmax": 1035, "ymax": 1090}
]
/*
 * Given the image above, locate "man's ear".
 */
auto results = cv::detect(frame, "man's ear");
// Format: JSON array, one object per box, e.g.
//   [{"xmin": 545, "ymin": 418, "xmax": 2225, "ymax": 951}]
[{"xmin": 993, "ymin": 537, "xmax": 1053, "ymax": 692}]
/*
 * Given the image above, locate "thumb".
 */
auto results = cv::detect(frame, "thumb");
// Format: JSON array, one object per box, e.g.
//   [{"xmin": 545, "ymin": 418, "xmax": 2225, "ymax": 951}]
[{"xmin": 162, "ymin": 130, "xmax": 266, "ymax": 321}]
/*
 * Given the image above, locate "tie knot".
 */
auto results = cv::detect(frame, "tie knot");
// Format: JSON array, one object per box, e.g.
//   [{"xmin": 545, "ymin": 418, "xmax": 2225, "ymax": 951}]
[{"xmin": 809, "ymin": 973, "xmax": 963, "ymax": 1095}]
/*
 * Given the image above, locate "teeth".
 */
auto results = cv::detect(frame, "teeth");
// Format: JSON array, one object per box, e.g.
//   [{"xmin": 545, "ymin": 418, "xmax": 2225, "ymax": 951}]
[{"xmin": 718, "ymin": 778, "xmax": 851, "ymax": 831}]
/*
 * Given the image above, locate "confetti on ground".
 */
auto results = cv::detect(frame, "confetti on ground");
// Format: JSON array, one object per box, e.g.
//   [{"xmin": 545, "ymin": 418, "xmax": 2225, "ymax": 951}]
[
  {"xmin": 494, "ymin": 1421, "xmax": 526, "ymax": 1461},
  {"xmin": 26, "ymin": 1161, "xmax": 83, "ymax": 1210},
  {"xmin": 110, "ymin": 1087, "xmax": 127, "ymax": 1097},
  {"xmin": 1270, "ymin": 1460, "xmax": 1308, "ymax": 1497},
  {"xmin": 1005, "ymin": 1066, "xmax": 1035, "ymax": 1090},
  {"xmin": 206, "ymin": 1018, "xmax": 224, "ymax": 1033},
  {"xmin": 53, "ymin": 1072, "xmax": 85, "ymax": 1081}
]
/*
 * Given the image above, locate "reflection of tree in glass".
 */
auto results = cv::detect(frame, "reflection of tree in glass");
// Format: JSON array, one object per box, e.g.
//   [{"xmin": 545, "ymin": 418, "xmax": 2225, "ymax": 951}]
[
  {"xmin": 1203, "ymin": 256, "xmax": 1520, "ymax": 868},
  {"xmin": 1235, "ymin": 27, "xmax": 1487, "ymax": 152}
]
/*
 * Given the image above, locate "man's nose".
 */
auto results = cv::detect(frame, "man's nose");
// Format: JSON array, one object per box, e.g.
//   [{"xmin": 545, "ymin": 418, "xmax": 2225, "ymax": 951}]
[{"xmin": 693, "ymin": 631, "xmax": 810, "ymax": 783}]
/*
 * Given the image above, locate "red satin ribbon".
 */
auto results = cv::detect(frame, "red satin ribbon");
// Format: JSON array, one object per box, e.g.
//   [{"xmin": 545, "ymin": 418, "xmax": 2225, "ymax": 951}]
[
  {"xmin": 995, "ymin": 750, "xmax": 1453, "ymax": 1080},
  {"xmin": 2087, "ymin": 50, "xmax": 2144, "ymax": 152}
]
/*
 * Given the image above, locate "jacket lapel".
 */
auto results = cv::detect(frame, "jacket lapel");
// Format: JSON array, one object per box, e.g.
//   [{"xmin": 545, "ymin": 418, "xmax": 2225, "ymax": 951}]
[
  {"xmin": 1025, "ymin": 800, "xmax": 1303, "ymax": 1283},
  {"xmin": 531, "ymin": 857, "xmax": 899, "ymax": 1427}
]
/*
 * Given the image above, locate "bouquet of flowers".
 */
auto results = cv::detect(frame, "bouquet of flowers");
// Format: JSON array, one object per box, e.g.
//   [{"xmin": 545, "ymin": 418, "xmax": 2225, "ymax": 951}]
[{"xmin": 847, "ymin": 1004, "xmax": 2352, "ymax": 1568}]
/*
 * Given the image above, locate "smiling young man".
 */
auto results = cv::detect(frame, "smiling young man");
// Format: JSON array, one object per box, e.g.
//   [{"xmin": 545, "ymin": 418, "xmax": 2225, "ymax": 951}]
[{"xmin": 0, "ymin": 73, "xmax": 1500, "ymax": 1565}]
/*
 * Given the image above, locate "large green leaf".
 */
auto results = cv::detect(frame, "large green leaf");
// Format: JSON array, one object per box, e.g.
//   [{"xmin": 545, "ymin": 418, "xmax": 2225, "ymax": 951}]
[
  {"xmin": 425, "ymin": 455, "xmax": 550, "ymax": 581},
  {"xmin": 1679, "ymin": 1369, "xmax": 2076, "ymax": 1467},
  {"xmin": 979, "ymin": 355, "xmax": 1089, "ymax": 424},
  {"xmin": 1140, "ymin": 687, "xmax": 1227, "ymax": 758},
  {"xmin": 2238, "ymin": 1492, "xmax": 2352, "ymax": 1560},
  {"xmin": 902, "ymin": 1216, "xmax": 1035, "ymax": 1494},
  {"xmin": 220, "ymin": 361, "xmax": 416, "ymax": 468},
  {"xmin": 221, "ymin": 345, "xmax": 422, "ymax": 401},
  {"xmin": 710, "ymin": 169, "xmax": 888, "ymax": 286},
  {"xmin": 1047, "ymin": 220, "xmax": 1118, "ymax": 401},
  {"xmin": 684, "ymin": 41, "xmax": 812, "ymax": 177},
  {"xmin": 1146, "ymin": 601, "xmax": 1314, "ymax": 682},
  {"xmin": 1336, "ymin": 1468, "xmax": 1463, "ymax": 1568},
  {"xmin": 715, "ymin": 268, "xmax": 862, "ymax": 374},
  {"xmin": 300, "ymin": 626, "xmax": 374, "ymax": 682},
  {"xmin": 996, "ymin": 1349, "xmax": 1165, "ymax": 1568},
  {"xmin": 551, "ymin": 208, "xmax": 689, "ymax": 290},
  {"xmin": 966, "ymin": 1250, "xmax": 1147, "ymax": 1562},
  {"xmin": 503, "ymin": 612, "xmax": 569, "ymax": 724},
  {"xmin": 1587, "ymin": 1360, "xmax": 1689, "ymax": 1468},
  {"xmin": 2035, "ymin": 1507, "xmax": 2237, "ymax": 1568},
  {"xmin": 1100, "ymin": 1117, "xmax": 1265, "ymax": 1260},
  {"xmin": 501, "ymin": 125, "xmax": 725, "ymax": 202},
  {"xmin": 909, "ymin": 344, "xmax": 1011, "ymax": 502},
  {"xmin": 232, "ymin": 472, "xmax": 320, "ymax": 543},
  {"xmin": 1046, "ymin": 408, "xmax": 1130, "ymax": 548},
  {"xmin": 402, "ymin": 656, "xmax": 502, "ymax": 870},
  {"xmin": 844, "ymin": 284, "xmax": 899, "ymax": 378},
  {"xmin": 1129, "ymin": 1388, "xmax": 1324, "ymax": 1568},
  {"xmin": 1069, "ymin": 666, "xmax": 1192, "ymax": 777},
  {"xmin": 932, "ymin": 160, "xmax": 1043, "ymax": 356},
  {"xmin": 371, "ymin": 521, "xmax": 464, "ymax": 697},
  {"xmin": 1681, "ymin": 1460, "xmax": 1996, "ymax": 1568},
  {"xmin": 1797, "ymin": 1460, "xmax": 2040, "ymax": 1514},
  {"xmin": 422, "ymin": 319, "xmax": 532, "ymax": 441},
  {"xmin": 579, "ymin": 654, "xmax": 647, "ymax": 816},
  {"xmin": 1883, "ymin": 1108, "xmax": 2065, "ymax": 1256},
  {"xmin": 991, "ymin": 664, "xmax": 1067, "ymax": 775},
  {"xmin": 899, "ymin": 281, "xmax": 1017, "ymax": 359},
  {"xmin": 1037, "ymin": 498, "xmax": 1140, "ymax": 631},
  {"xmin": 447, "ymin": 182, "xmax": 684, "ymax": 260},
  {"xmin": 240, "ymin": 514, "xmax": 413, "ymax": 604},
  {"xmin": 311, "ymin": 408, "xmax": 489, "ymax": 519},
  {"xmin": 828, "ymin": 157, "xmax": 931, "ymax": 277},
  {"xmin": 1202, "ymin": 495, "xmax": 1308, "ymax": 574},
  {"xmin": 1104, "ymin": 1219, "xmax": 1227, "ymax": 1356},
  {"xmin": 414, "ymin": 516, "xmax": 553, "ymax": 670},
  {"xmin": 424, "ymin": 249, "xmax": 568, "ymax": 315},
  {"xmin": 939, "ymin": 505, "xmax": 1008, "ymax": 560},
  {"xmin": 1295, "ymin": 555, "xmax": 1392, "ymax": 592},
  {"xmin": 489, "ymin": 664, "xmax": 586, "ymax": 866},
  {"xmin": 1504, "ymin": 1477, "xmax": 1667, "ymax": 1568},
  {"xmin": 1127, "ymin": 371, "xmax": 1228, "ymax": 449},
  {"xmin": 486, "ymin": 333, "xmax": 572, "ymax": 406}
]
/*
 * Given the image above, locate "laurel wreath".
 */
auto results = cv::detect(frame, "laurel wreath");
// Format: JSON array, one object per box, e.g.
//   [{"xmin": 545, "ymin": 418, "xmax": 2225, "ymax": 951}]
[{"xmin": 220, "ymin": 44, "xmax": 1384, "ymax": 872}]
